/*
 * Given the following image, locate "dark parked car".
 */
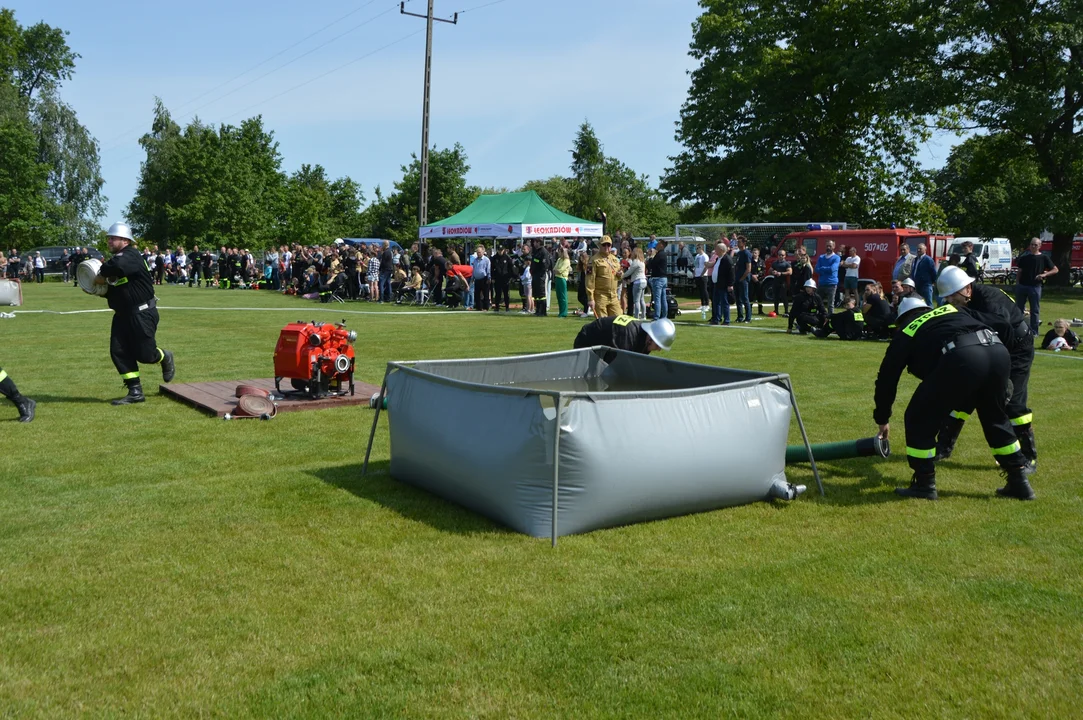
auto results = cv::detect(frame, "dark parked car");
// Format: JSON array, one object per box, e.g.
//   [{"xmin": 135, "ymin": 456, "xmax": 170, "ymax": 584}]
[{"xmin": 28, "ymin": 246, "xmax": 104, "ymax": 275}]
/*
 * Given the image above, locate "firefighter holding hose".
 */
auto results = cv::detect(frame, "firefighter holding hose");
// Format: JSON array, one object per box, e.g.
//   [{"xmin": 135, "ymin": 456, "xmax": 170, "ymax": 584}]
[
  {"xmin": 934, "ymin": 266, "xmax": 1038, "ymax": 474},
  {"xmin": 872, "ymin": 297, "xmax": 1034, "ymax": 501},
  {"xmin": 94, "ymin": 222, "xmax": 176, "ymax": 405}
]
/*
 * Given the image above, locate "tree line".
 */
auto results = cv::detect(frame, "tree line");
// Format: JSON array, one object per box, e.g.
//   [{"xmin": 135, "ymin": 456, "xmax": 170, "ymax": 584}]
[
  {"xmin": 3, "ymin": 3, "xmax": 1080, "ymax": 280},
  {"xmin": 663, "ymin": 0, "xmax": 1082, "ymax": 283},
  {"xmin": 0, "ymin": 8, "xmax": 106, "ymax": 249}
]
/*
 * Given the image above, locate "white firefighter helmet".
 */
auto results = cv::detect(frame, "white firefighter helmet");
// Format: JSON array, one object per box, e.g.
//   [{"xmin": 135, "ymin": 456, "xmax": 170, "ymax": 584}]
[
  {"xmin": 106, "ymin": 222, "xmax": 134, "ymax": 242},
  {"xmin": 937, "ymin": 265, "xmax": 975, "ymax": 298},
  {"xmin": 643, "ymin": 318, "xmax": 675, "ymax": 351},
  {"xmin": 897, "ymin": 297, "xmax": 929, "ymax": 317},
  {"xmin": 804, "ymin": 279, "xmax": 817, "ymax": 289},
  {"xmin": 901, "ymin": 277, "xmax": 916, "ymax": 288}
]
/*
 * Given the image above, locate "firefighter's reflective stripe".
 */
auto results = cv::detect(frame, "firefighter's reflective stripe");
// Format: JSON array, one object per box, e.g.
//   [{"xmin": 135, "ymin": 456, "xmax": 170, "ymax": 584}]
[
  {"xmin": 991, "ymin": 440, "xmax": 1022, "ymax": 455},
  {"xmin": 901, "ymin": 304, "xmax": 958, "ymax": 337},
  {"xmin": 950, "ymin": 410, "xmax": 970, "ymax": 420},
  {"xmin": 0, "ymin": 370, "xmax": 7, "ymax": 383},
  {"xmin": 1010, "ymin": 413, "xmax": 1033, "ymax": 426},
  {"xmin": 906, "ymin": 446, "xmax": 936, "ymax": 459},
  {"xmin": 157, "ymin": 348, "xmax": 165, "ymax": 362},
  {"xmin": 613, "ymin": 315, "xmax": 634, "ymax": 327},
  {"xmin": 853, "ymin": 312, "xmax": 864, "ymax": 322},
  {"xmin": 112, "ymin": 277, "xmax": 128, "ymax": 286},
  {"xmin": 120, "ymin": 371, "xmax": 140, "ymax": 380}
]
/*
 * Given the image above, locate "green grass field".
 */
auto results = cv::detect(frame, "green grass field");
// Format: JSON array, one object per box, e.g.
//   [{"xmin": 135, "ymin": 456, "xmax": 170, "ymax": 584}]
[{"xmin": 2, "ymin": 282, "xmax": 1082, "ymax": 718}]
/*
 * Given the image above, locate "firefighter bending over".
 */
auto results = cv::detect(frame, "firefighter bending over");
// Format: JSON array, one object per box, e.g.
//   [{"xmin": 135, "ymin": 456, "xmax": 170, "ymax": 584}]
[
  {"xmin": 574, "ymin": 316, "xmax": 675, "ymax": 354},
  {"xmin": 872, "ymin": 297, "xmax": 1034, "ymax": 501}
]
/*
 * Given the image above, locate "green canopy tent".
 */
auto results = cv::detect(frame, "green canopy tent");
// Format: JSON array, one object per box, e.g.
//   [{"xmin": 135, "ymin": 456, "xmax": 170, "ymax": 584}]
[{"xmin": 419, "ymin": 191, "xmax": 603, "ymax": 240}]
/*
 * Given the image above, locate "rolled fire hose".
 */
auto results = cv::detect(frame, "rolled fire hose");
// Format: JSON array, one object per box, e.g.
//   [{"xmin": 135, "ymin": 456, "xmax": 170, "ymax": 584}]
[{"xmin": 785, "ymin": 436, "xmax": 890, "ymax": 465}]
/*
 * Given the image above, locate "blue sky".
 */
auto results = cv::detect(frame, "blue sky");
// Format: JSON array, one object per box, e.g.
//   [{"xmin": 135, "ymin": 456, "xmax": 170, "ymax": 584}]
[{"xmin": 13, "ymin": 0, "xmax": 960, "ymax": 224}]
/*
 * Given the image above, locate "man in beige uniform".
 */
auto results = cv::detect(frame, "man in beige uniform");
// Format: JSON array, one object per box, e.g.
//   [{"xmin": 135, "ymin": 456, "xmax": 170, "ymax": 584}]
[{"xmin": 587, "ymin": 236, "xmax": 622, "ymax": 317}]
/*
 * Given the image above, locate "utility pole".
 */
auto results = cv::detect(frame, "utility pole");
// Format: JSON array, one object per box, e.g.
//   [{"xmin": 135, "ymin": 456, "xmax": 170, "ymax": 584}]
[{"xmin": 401, "ymin": 1, "xmax": 457, "ymax": 227}]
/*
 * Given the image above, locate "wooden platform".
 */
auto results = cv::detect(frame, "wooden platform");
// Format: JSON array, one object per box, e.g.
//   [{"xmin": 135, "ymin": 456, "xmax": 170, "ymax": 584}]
[{"xmin": 159, "ymin": 378, "xmax": 380, "ymax": 417}]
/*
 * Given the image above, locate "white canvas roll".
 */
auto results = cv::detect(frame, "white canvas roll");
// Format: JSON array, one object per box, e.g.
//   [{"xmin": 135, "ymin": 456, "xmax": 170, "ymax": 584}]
[{"xmin": 77, "ymin": 259, "xmax": 108, "ymax": 296}]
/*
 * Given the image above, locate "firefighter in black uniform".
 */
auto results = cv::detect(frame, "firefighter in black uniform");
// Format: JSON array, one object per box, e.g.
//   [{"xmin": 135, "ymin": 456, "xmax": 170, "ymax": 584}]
[
  {"xmin": 188, "ymin": 245, "xmax": 203, "ymax": 287},
  {"xmin": 531, "ymin": 239, "xmax": 551, "ymax": 316},
  {"xmin": 933, "ymin": 266, "xmax": 1038, "ymax": 472},
  {"xmin": 94, "ymin": 222, "xmax": 176, "ymax": 405},
  {"xmin": 788, "ymin": 279, "xmax": 827, "ymax": 334},
  {"xmin": 491, "ymin": 246, "xmax": 513, "ymax": 312},
  {"xmin": 813, "ymin": 297, "xmax": 865, "ymax": 340},
  {"xmin": 873, "ymin": 297, "xmax": 1034, "ymax": 501},
  {"xmin": 573, "ymin": 316, "xmax": 675, "ymax": 354},
  {"xmin": 0, "ymin": 366, "xmax": 35, "ymax": 422}
]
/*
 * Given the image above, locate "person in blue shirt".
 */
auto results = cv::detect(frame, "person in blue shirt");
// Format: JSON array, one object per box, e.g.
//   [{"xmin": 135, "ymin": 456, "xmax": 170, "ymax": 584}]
[
  {"xmin": 892, "ymin": 243, "xmax": 914, "ymax": 281},
  {"xmin": 910, "ymin": 243, "xmax": 938, "ymax": 307},
  {"xmin": 815, "ymin": 240, "xmax": 841, "ymax": 313}
]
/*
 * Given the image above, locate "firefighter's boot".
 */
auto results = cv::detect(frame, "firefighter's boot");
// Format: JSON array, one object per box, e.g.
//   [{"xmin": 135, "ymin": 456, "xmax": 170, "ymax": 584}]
[
  {"xmin": 895, "ymin": 472, "xmax": 938, "ymax": 500},
  {"xmin": 1016, "ymin": 425, "xmax": 1037, "ymax": 475},
  {"xmin": 935, "ymin": 416, "xmax": 965, "ymax": 461},
  {"xmin": 161, "ymin": 350, "xmax": 176, "ymax": 383},
  {"xmin": 112, "ymin": 382, "xmax": 145, "ymax": 406},
  {"xmin": 996, "ymin": 465, "xmax": 1035, "ymax": 500},
  {"xmin": 13, "ymin": 395, "xmax": 35, "ymax": 422}
]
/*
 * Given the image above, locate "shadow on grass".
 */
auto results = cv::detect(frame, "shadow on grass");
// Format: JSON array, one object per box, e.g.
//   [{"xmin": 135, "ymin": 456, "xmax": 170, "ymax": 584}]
[
  {"xmin": 811, "ymin": 459, "xmax": 911, "ymax": 507},
  {"xmin": 26, "ymin": 394, "xmax": 106, "ymax": 404},
  {"xmin": 308, "ymin": 462, "xmax": 513, "ymax": 537}
]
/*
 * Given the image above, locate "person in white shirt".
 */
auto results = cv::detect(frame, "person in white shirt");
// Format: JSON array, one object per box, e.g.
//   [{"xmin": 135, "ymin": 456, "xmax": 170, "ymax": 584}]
[
  {"xmin": 842, "ymin": 246, "xmax": 861, "ymax": 304},
  {"xmin": 693, "ymin": 245, "xmax": 709, "ymax": 309}
]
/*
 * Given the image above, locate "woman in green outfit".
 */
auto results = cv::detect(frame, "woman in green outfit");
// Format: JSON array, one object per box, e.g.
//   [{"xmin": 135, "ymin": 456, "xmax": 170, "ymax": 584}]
[{"xmin": 554, "ymin": 246, "xmax": 572, "ymax": 317}]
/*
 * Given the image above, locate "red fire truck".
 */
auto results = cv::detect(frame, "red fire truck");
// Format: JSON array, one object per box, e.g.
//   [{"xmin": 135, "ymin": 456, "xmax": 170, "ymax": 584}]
[{"xmin": 761, "ymin": 226, "xmax": 952, "ymax": 304}]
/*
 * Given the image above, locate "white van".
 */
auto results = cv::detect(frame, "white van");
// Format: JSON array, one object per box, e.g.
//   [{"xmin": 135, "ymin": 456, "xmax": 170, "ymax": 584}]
[{"xmin": 948, "ymin": 237, "xmax": 1013, "ymax": 276}]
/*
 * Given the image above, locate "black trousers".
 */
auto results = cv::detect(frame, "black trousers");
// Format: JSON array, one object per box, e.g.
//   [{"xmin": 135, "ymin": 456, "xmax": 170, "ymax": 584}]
[
  {"xmin": 492, "ymin": 277, "xmax": 510, "ymax": 309},
  {"xmin": 695, "ymin": 276, "xmax": 709, "ymax": 306},
  {"xmin": 577, "ymin": 278, "xmax": 589, "ymax": 311},
  {"xmin": 792, "ymin": 312, "xmax": 824, "ymax": 333},
  {"xmin": 951, "ymin": 339, "xmax": 1034, "ymax": 431},
  {"xmin": 532, "ymin": 276, "xmax": 547, "ymax": 315},
  {"xmin": 905, "ymin": 342, "xmax": 1023, "ymax": 474},
  {"xmin": 110, "ymin": 308, "xmax": 162, "ymax": 381},
  {"xmin": 475, "ymin": 276, "xmax": 491, "ymax": 310}
]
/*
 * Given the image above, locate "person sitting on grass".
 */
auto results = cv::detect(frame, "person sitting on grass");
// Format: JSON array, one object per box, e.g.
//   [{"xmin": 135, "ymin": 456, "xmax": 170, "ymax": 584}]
[
  {"xmin": 862, "ymin": 282, "xmax": 893, "ymax": 339},
  {"xmin": 1042, "ymin": 319, "xmax": 1079, "ymax": 351},
  {"xmin": 813, "ymin": 297, "xmax": 865, "ymax": 340},
  {"xmin": 788, "ymin": 279, "xmax": 827, "ymax": 335}
]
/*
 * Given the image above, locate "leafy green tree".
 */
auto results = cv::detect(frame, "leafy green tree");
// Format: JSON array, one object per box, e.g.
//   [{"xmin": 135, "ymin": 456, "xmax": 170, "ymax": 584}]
[
  {"xmin": 569, "ymin": 121, "xmax": 606, "ymax": 220},
  {"xmin": 663, "ymin": 0, "xmax": 940, "ymax": 228},
  {"xmin": 937, "ymin": 0, "xmax": 1083, "ymax": 281},
  {"xmin": 12, "ymin": 17, "xmax": 77, "ymax": 100},
  {"xmin": 365, "ymin": 143, "xmax": 479, "ymax": 243},
  {"xmin": 129, "ymin": 102, "xmax": 285, "ymax": 250},
  {"xmin": 32, "ymin": 90, "xmax": 107, "ymax": 244},
  {"xmin": 281, "ymin": 164, "xmax": 332, "ymax": 245},
  {"xmin": 932, "ymin": 134, "xmax": 1050, "ymax": 247},
  {"xmin": 0, "ymin": 9, "xmax": 103, "ymax": 246},
  {"xmin": 519, "ymin": 176, "xmax": 576, "ymax": 214},
  {"xmin": 0, "ymin": 100, "xmax": 50, "ymax": 248}
]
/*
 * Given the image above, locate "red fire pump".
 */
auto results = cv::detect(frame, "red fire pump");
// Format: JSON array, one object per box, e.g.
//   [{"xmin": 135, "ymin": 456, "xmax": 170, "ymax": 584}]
[{"xmin": 273, "ymin": 320, "xmax": 357, "ymax": 398}]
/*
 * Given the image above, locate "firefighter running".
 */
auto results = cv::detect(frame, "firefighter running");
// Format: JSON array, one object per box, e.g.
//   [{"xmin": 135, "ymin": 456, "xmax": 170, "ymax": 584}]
[
  {"xmin": 873, "ymin": 297, "xmax": 1034, "ymax": 501},
  {"xmin": 934, "ymin": 266, "xmax": 1038, "ymax": 473},
  {"xmin": 573, "ymin": 316, "xmax": 675, "ymax": 354},
  {"xmin": 94, "ymin": 222, "xmax": 176, "ymax": 405},
  {"xmin": 586, "ymin": 236, "xmax": 622, "ymax": 317},
  {"xmin": 0, "ymin": 367, "xmax": 35, "ymax": 422}
]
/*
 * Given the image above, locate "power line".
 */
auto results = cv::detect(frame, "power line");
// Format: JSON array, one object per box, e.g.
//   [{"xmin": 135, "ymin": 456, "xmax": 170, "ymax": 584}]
[
  {"xmin": 171, "ymin": 0, "xmax": 388, "ymax": 115},
  {"xmin": 457, "ymin": 0, "xmax": 510, "ymax": 13},
  {"xmin": 220, "ymin": 29, "xmax": 424, "ymax": 122},
  {"xmin": 101, "ymin": 29, "xmax": 422, "ymax": 168},
  {"xmin": 99, "ymin": 0, "xmax": 408, "ymax": 154}
]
